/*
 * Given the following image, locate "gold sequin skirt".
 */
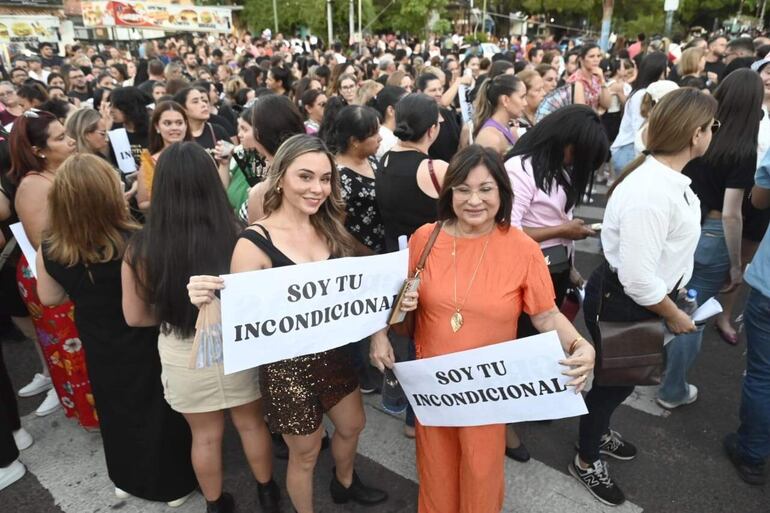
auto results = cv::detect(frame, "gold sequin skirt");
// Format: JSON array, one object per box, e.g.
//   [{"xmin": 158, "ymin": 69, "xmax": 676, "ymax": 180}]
[{"xmin": 260, "ymin": 346, "xmax": 358, "ymax": 435}]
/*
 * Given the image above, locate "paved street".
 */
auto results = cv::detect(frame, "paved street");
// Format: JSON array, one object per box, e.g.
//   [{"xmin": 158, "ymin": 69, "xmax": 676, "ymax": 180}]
[{"xmin": 1, "ymin": 184, "xmax": 768, "ymax": 513}]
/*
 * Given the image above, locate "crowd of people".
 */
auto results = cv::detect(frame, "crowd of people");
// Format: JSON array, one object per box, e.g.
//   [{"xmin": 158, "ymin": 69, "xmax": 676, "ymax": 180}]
[{"xmin": 0, "ymin": 26, "xmax": 767, "ymax": 513}]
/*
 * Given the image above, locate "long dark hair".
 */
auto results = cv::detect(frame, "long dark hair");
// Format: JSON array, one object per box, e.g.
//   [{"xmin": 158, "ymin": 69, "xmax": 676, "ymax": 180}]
[
  {"xmin": 126, "ymin": 142, "xmax": 239, "ymax": 337},
  {"xmin": 8, "ymin": 110, "xmax": 58, "ymax": 183},
  {"xmin": 472, "ymin": 74, "xmax": 522, "ymax": 136},
  {"xmin": 703, "ymin": 68, "xmax": 763, "ymax": 172},
  {"xmin": 506, "ymin": 105, "xmax": 608, "ymax": 211},
  {"xmin": 110, "ymin": 86, "xmax": 150, "ymax": 135},
  {"xmin": 393, "ymin": 93, "xmax": 438, "ymax": 142},
  {"xmin": 148, "ymin": 100, "xmax": 192, "ymax": 154},
  {"xmin": 631, "ymin": 53, "xmax": 669, "ymax": 95}
]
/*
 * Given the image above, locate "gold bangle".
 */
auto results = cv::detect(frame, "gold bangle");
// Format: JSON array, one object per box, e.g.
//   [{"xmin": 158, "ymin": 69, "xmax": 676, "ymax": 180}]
[{"xmin": 568, "ymin": 336, "xmax": 585, "ymax": 355}]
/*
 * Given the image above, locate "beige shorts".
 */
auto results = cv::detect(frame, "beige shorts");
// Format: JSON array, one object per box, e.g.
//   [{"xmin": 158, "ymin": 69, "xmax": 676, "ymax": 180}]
[{"xmin": 158, "ymin": 330, "xmax": 260, "ymax": 414}]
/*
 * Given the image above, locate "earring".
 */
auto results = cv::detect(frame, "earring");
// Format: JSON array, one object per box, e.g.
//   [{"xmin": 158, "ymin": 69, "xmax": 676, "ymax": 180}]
[
  {"xmin": 39, "ymin": 154, "xmax": 46, "ymax": 159},
  {"xmin": 276, "ymin": 185, "xmax": 282, "ymax": 193}
]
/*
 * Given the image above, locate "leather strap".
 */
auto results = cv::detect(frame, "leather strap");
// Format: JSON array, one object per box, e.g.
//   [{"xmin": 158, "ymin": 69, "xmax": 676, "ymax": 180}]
[
  {"xmin": 413, "ymin": 222, "xmax": 443, "ymax": 279},
  {"xmin": 427, "ymin": 159, "xmax": 440, "ymax": 193}
]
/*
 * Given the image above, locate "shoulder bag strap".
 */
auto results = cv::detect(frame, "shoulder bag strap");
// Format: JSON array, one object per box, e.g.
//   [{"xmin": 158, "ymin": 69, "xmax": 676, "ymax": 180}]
[
  {"xmin": 413, "ymin": 222, "xmax": 443, "ymax": 279},
  {"xmin": 427, "ymin": 159, "xmax": 441, "ymax": 193}
]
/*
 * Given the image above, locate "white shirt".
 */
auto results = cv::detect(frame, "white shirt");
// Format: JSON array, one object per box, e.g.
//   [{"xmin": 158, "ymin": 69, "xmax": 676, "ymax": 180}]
[
  {"xmin": 611, "ymin": 88, "xmax": 646, "ymax": 151},
  {"xmin": 757, "ymin": 105, "xmax": 770, "ymax": 168},
  {"xmin": 376, "ymin": 125, "xmax": 398, "ymax": 160},
  {"xmin": 602, "ymin": 157, "xmax": 701, "ymax": 306}
]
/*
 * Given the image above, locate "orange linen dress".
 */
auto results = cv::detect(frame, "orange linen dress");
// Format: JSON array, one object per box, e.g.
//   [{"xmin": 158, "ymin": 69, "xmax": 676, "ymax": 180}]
[{"xmin": 409, "ymin": 223, "xmax": 556, "ymax": 513}]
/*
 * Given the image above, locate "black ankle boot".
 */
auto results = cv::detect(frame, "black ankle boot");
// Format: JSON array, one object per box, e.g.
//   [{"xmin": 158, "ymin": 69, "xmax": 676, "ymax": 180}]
[
  {"xmin": 329, "ymin": 467, "xmax": 388, "ymax": 505},
  {"xmin": 206, "ymin": 492, "xmax": 235, "ymax": 513},
  {"xmin": 257, "ymin": 479, "xmax": 281, "ymax": 513}
]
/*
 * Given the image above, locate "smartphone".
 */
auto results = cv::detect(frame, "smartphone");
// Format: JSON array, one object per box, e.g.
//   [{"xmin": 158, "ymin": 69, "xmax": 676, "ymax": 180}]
[{"xmin": 590, "ymin": 223, "xmax": 603, "ymax": 231}]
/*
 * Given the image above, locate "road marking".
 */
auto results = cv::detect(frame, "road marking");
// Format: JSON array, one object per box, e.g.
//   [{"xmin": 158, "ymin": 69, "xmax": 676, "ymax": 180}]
[{"xmin": 357, "ymin": 396, "xmax": 644, "ymax": 513}]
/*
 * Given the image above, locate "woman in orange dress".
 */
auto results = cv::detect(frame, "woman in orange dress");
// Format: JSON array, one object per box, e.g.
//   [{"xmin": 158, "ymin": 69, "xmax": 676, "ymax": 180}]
[{"xmin": 371, "ymin": 144, "xmax": 595, "ymax": 513}]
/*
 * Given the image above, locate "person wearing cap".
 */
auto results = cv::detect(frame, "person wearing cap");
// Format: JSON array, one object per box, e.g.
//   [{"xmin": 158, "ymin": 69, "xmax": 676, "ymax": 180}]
[{"xmin": 634, "ymin": 80, "xmax": 679, "ymax": 155}]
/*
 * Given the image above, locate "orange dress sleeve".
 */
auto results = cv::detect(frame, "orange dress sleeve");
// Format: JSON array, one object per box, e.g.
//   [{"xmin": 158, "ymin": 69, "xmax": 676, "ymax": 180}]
[
  {"xmin": 520, "ymin": 245, "xmax": 557, "ymax": 317},
  {"xmin": 139, "ymin": 149, "xmax": 156, "ymax": 197}
]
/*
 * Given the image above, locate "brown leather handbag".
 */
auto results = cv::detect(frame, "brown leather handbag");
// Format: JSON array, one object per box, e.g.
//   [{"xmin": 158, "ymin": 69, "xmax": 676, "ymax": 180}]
[
  {"xmin": 594, "ymin": 262, "xmax": 668, "ymax": 387},
  {"xmin": 388, "ymin": 222, "xmax": 443, "ymax": 338}
]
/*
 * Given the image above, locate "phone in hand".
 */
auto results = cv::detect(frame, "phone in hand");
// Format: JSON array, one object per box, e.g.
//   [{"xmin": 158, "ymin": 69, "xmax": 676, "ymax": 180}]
[{"xmin": 590, "ymin": 223, "xmax": 603, "ymax": 231}]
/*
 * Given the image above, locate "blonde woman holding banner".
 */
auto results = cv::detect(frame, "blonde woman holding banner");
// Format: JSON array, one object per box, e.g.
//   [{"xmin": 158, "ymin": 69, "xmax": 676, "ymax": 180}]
[
  {"xmin": 370, "ymin": 144, "xmax": 595, "ymax": 513},
  {"xmin": 187, "ymin": 134, "xmax": 415, "ymax": 513}
]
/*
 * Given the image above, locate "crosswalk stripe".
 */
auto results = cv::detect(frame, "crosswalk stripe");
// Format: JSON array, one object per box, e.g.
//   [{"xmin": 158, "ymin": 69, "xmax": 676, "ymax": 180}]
[{"xmin": 357, "ymin": 396, "xmax": 644, "ymax": 513}]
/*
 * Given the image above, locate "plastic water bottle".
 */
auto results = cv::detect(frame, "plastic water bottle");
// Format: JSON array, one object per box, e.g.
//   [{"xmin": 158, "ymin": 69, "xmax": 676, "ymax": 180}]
[
  {"xmin": 381, "ymin": 368, "xmax": 408, "ymax": 415},
  {"xmin": 680, "ymin": 289, "xmax": 698, "ymax": 316}
]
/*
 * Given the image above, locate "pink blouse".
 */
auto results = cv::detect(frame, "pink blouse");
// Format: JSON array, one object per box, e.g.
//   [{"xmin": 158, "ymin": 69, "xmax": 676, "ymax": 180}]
[{"xmin": 505, "ymin": 155, "xmax": 574, "ymax": 252}]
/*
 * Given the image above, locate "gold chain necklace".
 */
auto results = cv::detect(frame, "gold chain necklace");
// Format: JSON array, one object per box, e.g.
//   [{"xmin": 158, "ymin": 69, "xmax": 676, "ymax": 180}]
[{"xmin": 451, "ymin": 227, "xmax": 492, "ymax": 333}]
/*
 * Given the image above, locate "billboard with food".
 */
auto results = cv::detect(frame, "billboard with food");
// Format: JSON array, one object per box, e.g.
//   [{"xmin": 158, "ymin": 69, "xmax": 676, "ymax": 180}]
[
  {"xmin": 0, "ymin": 16, "xmax": 60, "ymax": 43},
  {"xmin": 81, "ymin": 1, "xmax": 232, "ymax": 32}
]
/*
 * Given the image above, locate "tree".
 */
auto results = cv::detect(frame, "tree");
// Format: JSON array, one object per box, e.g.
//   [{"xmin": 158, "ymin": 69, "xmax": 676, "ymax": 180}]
[{"xmin": 373, "ymin": 0, "xmax": 449, "ymax": 35}]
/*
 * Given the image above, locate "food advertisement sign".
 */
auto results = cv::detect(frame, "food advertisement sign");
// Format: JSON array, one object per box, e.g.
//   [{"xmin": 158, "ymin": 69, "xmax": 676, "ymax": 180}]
[
  {"xmin": 0, "ymin": 16, "xmax": 60, "ymax": 43},
  {"xmin": 82, "ymin": 1, "xmax": 232, "ymax": 33}
]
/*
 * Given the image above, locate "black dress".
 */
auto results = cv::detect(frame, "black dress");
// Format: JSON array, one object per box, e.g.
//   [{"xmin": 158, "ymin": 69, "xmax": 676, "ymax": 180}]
[{"xmin": 41, "ymin": 247, "xmax": 197, "ymax": 501}]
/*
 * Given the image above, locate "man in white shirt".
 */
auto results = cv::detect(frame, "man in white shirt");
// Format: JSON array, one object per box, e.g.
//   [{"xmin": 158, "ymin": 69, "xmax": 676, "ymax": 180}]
[{"xmin": 26, "ymin": 56, "xmax": 49, "ymax": 83}]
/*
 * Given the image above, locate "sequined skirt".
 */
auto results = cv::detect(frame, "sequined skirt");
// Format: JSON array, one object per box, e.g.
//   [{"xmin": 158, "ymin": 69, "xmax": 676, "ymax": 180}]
[{"xmin": 260, "ymin": 346, "xmax": 358, "ymax": 435}]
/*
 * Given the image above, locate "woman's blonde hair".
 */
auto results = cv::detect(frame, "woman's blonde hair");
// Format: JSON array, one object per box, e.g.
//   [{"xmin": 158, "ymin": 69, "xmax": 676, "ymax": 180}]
[
  {"xmin": 516, "ymin": 69, "xmax": 540, "ymax": 92},
  {"xmin": 421, "ymin": 65, "xmax": 446, "ymax": 85},
  {"xmin": 677, "ymin": 47, "xmax": 706, "ymax": 77},
  {"xmin": 262, "ymin": 134, "xmax": 360, "ymax": 257},
  {"xmin": 224, "ymin": 76, "xmax": 248, "ymax": 101},
  {"xmin": 472, "ymin": 75, "xmax": 522, "ymax": 136},
  {"xmin": 44, "ymin": 154, "xmax": 138, "ymax": 266},
  {"xmin": 609, "ymin": 88, "xmax": 717, "ymax": 196},
  {"xmin": 64, "ymin": 108, "xmax": 102, "ymax": 155},
  {"xmin": 356, "ymin": 80, "xmax": 383, "ymax": 106},
  {"xmin": 386, "ymin": 70, "xmax": 407, "ymax": 88}
]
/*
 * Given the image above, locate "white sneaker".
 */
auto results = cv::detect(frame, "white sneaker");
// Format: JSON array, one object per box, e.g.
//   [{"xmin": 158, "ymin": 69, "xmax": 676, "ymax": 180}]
[
  {"xmin": 167, "ymin": 490, "xmax": 195, "ymax": 507},
  {"xmin": 35, "ymin": 388, "xmax": 61, "ymax": 417},
  {"xmin": 657, "ymin": 384, "xmax": 699, "ymax": 410},
  {"xmin": 18, "ymin": 373, "xmax": 52, "ymax": 398},
  {"xmin": 0, "ymin": 460, "xmax": 26, "ymax": 492},
  {"xmin": 114, "ymin": 486, "xmax": 131, "ymax": 499},
  {"xmin": 12, "ymin": 428, "xmax": 33, "ymax": 451}
]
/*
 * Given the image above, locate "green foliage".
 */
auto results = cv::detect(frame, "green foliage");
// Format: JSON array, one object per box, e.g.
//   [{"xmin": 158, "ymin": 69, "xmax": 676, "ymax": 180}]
[
  {"xmin": 242, "ymin": 0, "xmax": 375, "ymax": 42},
  {"xmin": 374, "ymin": 0, "xmax": 449, "ymax": 35}
]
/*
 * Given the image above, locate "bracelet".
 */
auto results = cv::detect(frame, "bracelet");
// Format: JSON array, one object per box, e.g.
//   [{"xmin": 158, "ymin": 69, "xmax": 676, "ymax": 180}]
[{"xmin": 568, "ymin": 336, "xmax": 585, "ymax": 355}]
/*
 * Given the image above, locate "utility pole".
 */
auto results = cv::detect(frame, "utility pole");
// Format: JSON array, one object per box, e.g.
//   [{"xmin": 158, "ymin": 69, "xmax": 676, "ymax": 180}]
[
  {"xmin": 358, "ymin": 0, "xmax": 362, "ymax": 52},
  {"xmin": 664, "ymin": 0, "xmax": 678, "ymax": 36},
  {"xmin": 327, "ymin": 0, "xmax": 334, "ymax": 48},
  {"xmin": 599, "ymin": 0, "xmax": 613, "ymax": 52},
  {"xmin": 349, "ymin": 0, "xmax": 354, "ymax": 45},
  {"xmin": 760, "ymin": 0, "xmax": 767, "ymax": 30},
  {"xmin": 272, "ymin": 0, "xmax": 278, "ymax": 33}
]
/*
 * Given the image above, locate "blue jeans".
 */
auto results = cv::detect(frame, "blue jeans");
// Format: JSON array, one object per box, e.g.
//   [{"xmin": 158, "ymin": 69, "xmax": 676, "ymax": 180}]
[
  {"xmin": 660, "ymin": 219, "xmax": 731, "ymax": 402},
  {"xmin": 611, "ymin": 142, "xmax": 636, "ymax": 178},
  {"xmin": 738, "ymin": 288, "xmax": 770, "ymax": 465}
]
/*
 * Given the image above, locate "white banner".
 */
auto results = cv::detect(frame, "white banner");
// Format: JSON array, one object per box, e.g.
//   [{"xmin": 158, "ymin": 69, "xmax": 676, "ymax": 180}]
[
  {"xmin": 458, "ymin": 84, "xmax": 473, "ymax": 125},
  {"xmin": 108, "ymin": 128, "xmax": 137, "ymax": 174},
  {"xmin": 393, "ymin": 331, "xmax": 588, "ymax": 427},
  {"xmin": 221, "ymin": 251, "xmax": 408, "ymax": 374},
  {"xmin": 9, "ymin": 222, "xmax": 37, "ymax": 278}
]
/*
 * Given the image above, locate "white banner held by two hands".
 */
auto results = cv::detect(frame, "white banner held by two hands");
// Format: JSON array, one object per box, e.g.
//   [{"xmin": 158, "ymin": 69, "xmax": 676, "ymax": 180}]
[
  {"xmin": 220, "ymin": 251, "xmax": 408, "ymax": 374},
  {"xmin": 393, "ymin": 331, "xmax": 588, "ymax": 427}
]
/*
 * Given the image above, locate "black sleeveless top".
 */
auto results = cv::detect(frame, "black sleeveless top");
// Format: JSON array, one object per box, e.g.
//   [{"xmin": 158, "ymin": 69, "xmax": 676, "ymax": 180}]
[
  {"xmin": 239, "ymin": 225, "xmax": 296, "ymax": 268},
  {"xmin": 375, "ymin": 150, "xmax": 439, "ymax": 253}
]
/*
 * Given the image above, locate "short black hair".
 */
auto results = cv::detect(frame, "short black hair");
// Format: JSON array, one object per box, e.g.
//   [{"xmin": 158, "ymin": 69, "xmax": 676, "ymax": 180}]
[
  {"xmin": 250, "ymin": 94, "xmax": 304, "ymax": 156},
  {"xmin": 437, "ymin": 144, "xmax": 512, "ymax": 228},
  {"xmin": 727, "ymin": 37, "xmax": 755, "ymax": 55},
  {"xmin": 417, "ymin": 72, "xmax": 440, "ymax": 92}
]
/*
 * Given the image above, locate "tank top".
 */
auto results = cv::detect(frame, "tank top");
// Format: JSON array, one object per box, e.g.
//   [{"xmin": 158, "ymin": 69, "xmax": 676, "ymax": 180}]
[
  {"xmin": 238, "ymin": 225, "xmax": 297, "ymax": 269},
  {"xmin": 480, "ymin": 118, "xmax": 517, "ymax": 147},
  {"xmin": 375, "ymin": 150, "xmax": 440, "ymax": 253}
]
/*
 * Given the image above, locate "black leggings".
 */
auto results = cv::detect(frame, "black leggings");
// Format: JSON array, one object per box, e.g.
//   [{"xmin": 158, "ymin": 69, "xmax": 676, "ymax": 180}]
[
  {"xmin": 0, "ymin": 342, "xmax": 21, "ymax": 467},
  {"xmin": 577, "ymin": 265, "xmax": 635, "ymax": 464}
]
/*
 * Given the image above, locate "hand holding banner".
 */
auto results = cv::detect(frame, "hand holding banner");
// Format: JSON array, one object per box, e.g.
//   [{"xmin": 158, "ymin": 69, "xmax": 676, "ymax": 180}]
[
  {"xmin": 393, "ymin": 331, "xmax": 588, "ymax": 427},
  {"xmin": 220, "ymin": 251, "xmax": 408, "ymax": 374}
]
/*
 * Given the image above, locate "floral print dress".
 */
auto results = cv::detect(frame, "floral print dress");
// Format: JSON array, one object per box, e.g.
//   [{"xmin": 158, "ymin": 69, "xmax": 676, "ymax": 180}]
[
  {"xmin": 17, "ymin": 255, "xmax": 98, "ymax": 429},
  {"xmin": 338, "ymin": 158, "xmax": 386, "ymax": 254}
]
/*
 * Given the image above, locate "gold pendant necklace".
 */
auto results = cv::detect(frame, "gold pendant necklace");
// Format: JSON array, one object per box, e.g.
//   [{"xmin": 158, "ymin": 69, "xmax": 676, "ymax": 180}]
[{"xmin": 451, "ymin": 226, "xmax": 491, "ymax": 333}]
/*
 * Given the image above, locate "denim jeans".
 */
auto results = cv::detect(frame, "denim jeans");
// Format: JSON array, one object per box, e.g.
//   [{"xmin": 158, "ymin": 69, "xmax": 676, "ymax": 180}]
[
  {"xmin": 611, "ymin": 142, "xmax": 637, "ymax": 178},
  {"xmin": 659, "ymin": 218, "xmax": 730, "ymax": 403},
  {"xmin": 738, "ymin": 287, "xmax": 770, "ymax": 465}
]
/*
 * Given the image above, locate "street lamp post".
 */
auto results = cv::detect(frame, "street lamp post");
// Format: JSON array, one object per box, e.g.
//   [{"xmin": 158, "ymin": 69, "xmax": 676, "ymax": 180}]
[
  {"xmin": 664, "ymin": 0, "xmax": 678, "ymax": 36},
  {"xmin": 327, "ymin": 0, "xmax": 334, "ymax": 47},
  {"xmin": 272, "ymin": 0, "xmax": 278, "ymax": 33}
]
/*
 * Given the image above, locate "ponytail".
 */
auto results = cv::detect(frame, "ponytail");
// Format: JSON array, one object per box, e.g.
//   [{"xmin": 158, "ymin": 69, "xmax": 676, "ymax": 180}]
[{"xmin": 472, "ymin": 75, "xmax": 521, "ymax": 137}]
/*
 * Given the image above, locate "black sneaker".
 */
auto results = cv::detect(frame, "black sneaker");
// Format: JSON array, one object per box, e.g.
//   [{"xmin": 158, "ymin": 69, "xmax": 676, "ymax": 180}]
[
  {"xmin": 599, "ymin": 430, "xmax": 637, "ymax": 461},
  {"xmin": 568, "ymin": 455, "xmax": 626, "ymax": 506},
  {"xmin": 724, "ymin": 433, "xmax": 767, "ymax": 485},
  {"xmin": 574, "ymin": 430, "xmax": 637, "ymax": 461}
]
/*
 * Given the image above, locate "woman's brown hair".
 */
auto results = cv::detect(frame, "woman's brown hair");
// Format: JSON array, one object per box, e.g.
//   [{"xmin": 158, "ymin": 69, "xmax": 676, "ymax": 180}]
[
  {"xmin": 148, "ymin": 100, "xmax": 191, "ymax": 154},
  {"xmin": 677, "ymin": 47, "xmax": 706, "ymax": 77},
  {"xmin": 8, "ymin": 110, "xmax": 58, "ymax": 184},
  {"xmin": 437, "ymin": 144, "xmax": 513, "ymax": 228},
  {"xmin": 44, "ymin": 153, "xmax": 138, "ymax": 266},
  {"xmin": 609, "ymin": 88, "xmax": 717, "ymax": 196},
  {"xmin": 262, "ymin": 134, "xmax": 359, "ymax": 257}
]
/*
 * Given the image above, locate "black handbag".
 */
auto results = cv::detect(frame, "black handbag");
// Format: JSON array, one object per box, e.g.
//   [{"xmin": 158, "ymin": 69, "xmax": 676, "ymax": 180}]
[{"xmin": 594, "ymin": 261, "xmax": 672, "ymax": 387}]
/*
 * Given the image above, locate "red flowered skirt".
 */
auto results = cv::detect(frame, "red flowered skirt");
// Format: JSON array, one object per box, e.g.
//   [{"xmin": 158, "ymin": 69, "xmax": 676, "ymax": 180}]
[{"xmin": 16, "ymin": 255, "xmax": 98, "ymax": 429}]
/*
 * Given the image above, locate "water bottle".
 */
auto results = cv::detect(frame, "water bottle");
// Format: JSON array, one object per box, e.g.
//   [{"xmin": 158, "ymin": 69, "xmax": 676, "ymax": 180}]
[
  {"xmin": 381, "ymin": 368, "xmax": 408, "ymax": 415},
  {"xmin": 678, "ymin": 289, "xmax": 698, "ymax": 316}
]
